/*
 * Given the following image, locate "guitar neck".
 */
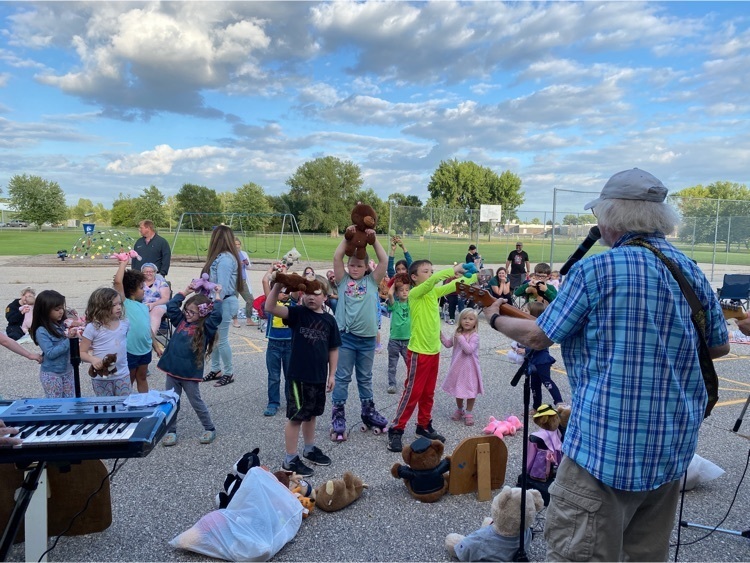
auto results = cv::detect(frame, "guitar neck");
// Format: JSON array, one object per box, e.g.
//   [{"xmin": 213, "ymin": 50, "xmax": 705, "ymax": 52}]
[{"xmin": 456, "ymin": 282, "xmax": 535, "ymax": 320}]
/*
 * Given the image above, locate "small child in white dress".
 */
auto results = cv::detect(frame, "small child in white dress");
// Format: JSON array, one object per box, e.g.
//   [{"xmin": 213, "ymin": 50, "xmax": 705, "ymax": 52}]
[{"xmin": 441, "ymin": 308, "xmax": 483, "ymax": 426}]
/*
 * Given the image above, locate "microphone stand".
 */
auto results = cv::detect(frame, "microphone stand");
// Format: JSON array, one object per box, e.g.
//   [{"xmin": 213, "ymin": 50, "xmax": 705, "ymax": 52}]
[
  {"xmin": 70, "ymin": 337, "xmax": 81, "ymax": 398},
  {"xmin": 510, "ymin": 352, "xmax": 533, "ymax": 562}
]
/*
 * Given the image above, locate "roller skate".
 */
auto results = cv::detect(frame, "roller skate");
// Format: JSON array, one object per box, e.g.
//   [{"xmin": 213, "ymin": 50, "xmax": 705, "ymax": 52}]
[
  {"xmin": 330, "ymin": 404, "xmax": 349, "ymax": 442},
  {"xmin": 360, "ymin": 399, "xmax": 388, "ymax": 434},
  {"xmin": 416, "ymin": 420, "xmax": 446, "ymax": 443}
]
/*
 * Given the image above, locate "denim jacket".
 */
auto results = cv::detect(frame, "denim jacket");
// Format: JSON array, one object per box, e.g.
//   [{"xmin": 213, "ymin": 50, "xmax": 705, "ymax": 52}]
[
  {"xmin": 210, "ymin": 252, "xmax": 239, "ymax": 299},
  {"xmin": 36, "ymin": 325, "xmax": 71, "ymax": 373}
]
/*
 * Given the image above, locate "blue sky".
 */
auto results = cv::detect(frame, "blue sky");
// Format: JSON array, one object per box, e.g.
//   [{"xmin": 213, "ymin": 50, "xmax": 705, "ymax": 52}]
[{"xmin": 1, "ymin": 1, "xmax": 749, "ymax": 219}]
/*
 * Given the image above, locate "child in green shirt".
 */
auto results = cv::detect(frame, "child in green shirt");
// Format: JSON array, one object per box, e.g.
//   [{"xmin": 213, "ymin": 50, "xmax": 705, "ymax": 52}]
[{"xmin": 385, "ymin": 274, "xmax": 411, "ymax": 395}]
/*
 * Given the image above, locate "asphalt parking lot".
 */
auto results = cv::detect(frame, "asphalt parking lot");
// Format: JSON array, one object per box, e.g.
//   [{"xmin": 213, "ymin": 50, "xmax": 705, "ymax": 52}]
[{"xmin": 0, "ymin": 256, "xmax": 749, "ymax": 562}]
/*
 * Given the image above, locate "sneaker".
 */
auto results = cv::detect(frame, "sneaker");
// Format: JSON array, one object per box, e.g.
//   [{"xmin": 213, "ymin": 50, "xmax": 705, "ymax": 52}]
[
  {"xmin": 375, "ymin": 343, "xmax": 383, "ymax": 353},
  {"xmin": 282, "ymin": 455, "xmax": 314, "ymax": 477},
  {"xmin": 387, "ymin": 385, "xmax": 397, "ymax": 394},
  {"xmin": 162, "ymin": 432, "xmax": 178, "ymax": 447},
  {"xmin": 263, "ymin": 405, "xmax": 278, "ymax": 417},
  {"xmin": 416, "ymin": 421, "xmax": 446, "ymax": 443},
  {"xmin": 387, "ymin": 429, "xmax": 403, "ymax": 452},
  {"xmin": 303, "ymin": 446, "xmax": 331, "ymax": 466},
  {"xmin": 450, "ymin": 408, "xmax": 465, "ymax": 421},
  {"xmin": 199, "ymin": 430, "xmax": 216, "ymax": 444}
]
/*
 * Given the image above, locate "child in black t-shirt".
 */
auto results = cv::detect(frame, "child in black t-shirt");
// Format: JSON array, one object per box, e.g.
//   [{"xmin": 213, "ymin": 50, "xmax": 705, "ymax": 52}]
[{"xmin": 265, "ymin": 277, "xmax": 341, "ymax": 477}]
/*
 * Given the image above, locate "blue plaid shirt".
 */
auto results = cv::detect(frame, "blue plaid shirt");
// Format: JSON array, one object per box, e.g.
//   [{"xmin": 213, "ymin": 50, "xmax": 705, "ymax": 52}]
[{"xmin": 538, "ymin": 232, "xmax": 727, "ymax": 491}]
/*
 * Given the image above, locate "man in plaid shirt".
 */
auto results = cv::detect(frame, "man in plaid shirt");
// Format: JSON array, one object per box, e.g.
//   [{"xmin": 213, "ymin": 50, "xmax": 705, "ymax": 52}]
[{"xmin": 484, "ymin": 168, "xmax": 729, "ymax": 561}]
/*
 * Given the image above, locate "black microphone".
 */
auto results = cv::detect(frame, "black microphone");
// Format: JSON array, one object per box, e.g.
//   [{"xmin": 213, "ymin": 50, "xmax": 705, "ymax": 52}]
[{"xmin": 560, "ymin": 226, "xmax": 601, "ymax": 276}]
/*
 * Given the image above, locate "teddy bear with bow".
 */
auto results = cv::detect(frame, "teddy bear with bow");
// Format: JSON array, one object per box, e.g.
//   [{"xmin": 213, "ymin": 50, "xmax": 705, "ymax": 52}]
[
  {"xmin": 391, "ymin": 437, "xmax": 451, "ymax": 503},
  {"xmin": 343, "ymin": 203, "xmax": 378, "ymax": 260},
  {"xmin": 445, "ymin": 486, "xmax": 544, "ymax": 561}
]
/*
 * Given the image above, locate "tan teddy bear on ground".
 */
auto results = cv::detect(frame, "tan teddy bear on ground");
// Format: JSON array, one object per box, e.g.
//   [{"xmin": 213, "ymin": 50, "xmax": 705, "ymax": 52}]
[
  {"xmin": 313, "ymin": 472, "xmax": 367, "ymax": 512},
  {"xmin": 343, "ymin": 203, "xmax": 377, "ymax": 260},
  {"xmin": 445, "ymin": 486, "xmax": 544, "ymax": 562}
]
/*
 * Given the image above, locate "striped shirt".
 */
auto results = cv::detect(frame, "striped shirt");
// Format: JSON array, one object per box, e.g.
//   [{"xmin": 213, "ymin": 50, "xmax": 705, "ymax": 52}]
[{"xmin": 537, "ymin": 232, "xmax": 727, "ymax": 491}]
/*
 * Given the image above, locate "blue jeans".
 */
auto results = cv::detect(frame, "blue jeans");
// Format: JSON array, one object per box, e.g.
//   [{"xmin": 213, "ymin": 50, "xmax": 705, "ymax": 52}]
[
  {"xmin": 266, "ymin": 339, "xmax": 291, "ymax": 409},
  {"xmin": 331, "ymin": 333, "xmax": 376, "ymax": 406},
  {"xmin": 210, "ymin": 296, "xmax": 237, "ymax": 376}
]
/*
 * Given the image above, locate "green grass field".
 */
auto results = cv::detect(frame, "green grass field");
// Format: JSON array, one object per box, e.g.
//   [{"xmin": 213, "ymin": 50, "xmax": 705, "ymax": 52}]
[{"xmin": 2, "ymin": 227, "xmax": 750, "ymax": 268}]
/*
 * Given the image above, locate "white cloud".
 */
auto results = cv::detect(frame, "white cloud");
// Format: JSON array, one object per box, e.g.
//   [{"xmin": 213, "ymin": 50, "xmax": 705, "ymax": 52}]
[{"xmin": 106, "ymin": 144, "xmax": 237, "ymax": 176}]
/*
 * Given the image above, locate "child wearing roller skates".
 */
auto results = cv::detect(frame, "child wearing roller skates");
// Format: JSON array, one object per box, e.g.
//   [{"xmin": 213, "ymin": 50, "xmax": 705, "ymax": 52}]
[
  {"xmin": 329, "ymin": 236, "xmax": 390, "ymax": 441},
  {"xmin": 387, "ymin": 260, "xmax": 478, "ymax": 452},
  {"xmin": 265, "ymin": 275, "xmax": 341, "ymax": 477}
]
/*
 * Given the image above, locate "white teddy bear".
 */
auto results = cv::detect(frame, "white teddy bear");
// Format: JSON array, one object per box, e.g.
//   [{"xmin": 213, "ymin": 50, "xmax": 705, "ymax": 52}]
[{"xmin": 445, "ymin": 486, "xmax": 544, "ymax": 562}]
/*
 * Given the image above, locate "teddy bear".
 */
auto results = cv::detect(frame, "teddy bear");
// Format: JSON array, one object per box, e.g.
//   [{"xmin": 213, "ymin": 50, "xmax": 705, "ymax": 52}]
[
  {"xmin": 391, "ymin": 437, "xmax": 451, "ymax": 503},
  {"xmin": 214, "ymin": 448, "xmax": 262, "ymax": 509},
  {"xmin": 515, "ymin": 404, "xmax": 563, "ymax": 505},
  {"xmin": 109, "ymin": 249, "xmax": 141, "ymax": 261},
  {"xmin": 483, "ymin": 415, "xmax": 523, "ymax": 439},
  {"xmin": 272, "ymin": 272, "xmax": 324, "ymax": 295},
  {"xmin": 313, "ymin": 471, "xmax": 367, "ymax": 512},
  {"xmin": 281, "ymin": 247, "xmax": 301, "ymax": 267},
  {"xmin": 445, "ymin": 486, "xmax": 544, "ymax": 562},
  {"xmin": 343, "ymin": 203, "xmax": 377, "ymax": 260},
  {"xmin": 88, "ymin": 354, "xmax": 118, "ymax": 378},
  {"xmin": 191, "ymin": 273, "xmax": 218, "ymax": 297}
]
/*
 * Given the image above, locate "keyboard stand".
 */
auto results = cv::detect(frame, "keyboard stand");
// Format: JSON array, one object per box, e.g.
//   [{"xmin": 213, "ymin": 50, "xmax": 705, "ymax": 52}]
[{"xmin": 0, "ymin": 461, "xmax": 47, "ymax": 562}]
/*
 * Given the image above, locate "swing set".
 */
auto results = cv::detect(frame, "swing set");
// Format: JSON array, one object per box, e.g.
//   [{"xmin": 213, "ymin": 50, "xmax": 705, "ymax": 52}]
[{"xmin": 171, "ymin": 212, "xmax": 310, "ymax": 264}]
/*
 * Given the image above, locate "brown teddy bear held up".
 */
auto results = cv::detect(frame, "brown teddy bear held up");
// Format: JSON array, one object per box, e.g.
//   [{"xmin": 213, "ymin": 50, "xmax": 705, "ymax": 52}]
[
  {"xmin": 343, "ymin": 203, "xmax": 378, "ymax": 260},
  {"xmin": 272, "ymin": 272, "xmax": 325, "ymax": 296},
  {"xmin": 88, "ymin": 353, "xmax": 118, "ymax": 377},
  {"xmin": 391, "ymin": 437, "xmax": 451, "ymax": 503}
]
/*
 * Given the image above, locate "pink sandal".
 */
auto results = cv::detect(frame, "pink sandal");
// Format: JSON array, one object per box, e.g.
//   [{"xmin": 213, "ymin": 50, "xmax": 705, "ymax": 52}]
[{"xmin": 464, "ymin": 412, "xmax": 475, "ymax": 426}]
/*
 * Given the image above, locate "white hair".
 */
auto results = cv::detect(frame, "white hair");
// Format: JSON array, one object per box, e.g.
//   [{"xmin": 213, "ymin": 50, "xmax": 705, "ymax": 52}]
[{"xmin": 594, "ymin": 199, "xmax": 680, "ymax": 235}]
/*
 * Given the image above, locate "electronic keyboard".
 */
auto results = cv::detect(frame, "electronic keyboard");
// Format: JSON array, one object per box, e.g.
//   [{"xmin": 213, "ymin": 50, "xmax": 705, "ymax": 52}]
[{"xmin": 0, "ymin": 396, "xmax": 176, "ymax": 463}]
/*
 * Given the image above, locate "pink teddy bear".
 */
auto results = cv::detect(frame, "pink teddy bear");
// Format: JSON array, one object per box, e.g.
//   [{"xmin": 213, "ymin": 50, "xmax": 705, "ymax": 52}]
[
  {"xmin": 191, "ymin": 273, "xmax": 218, "ymax": 297},
  {"xmin": 483, "ymin": 415, "xmax": 523, "ymax": 439},
  {"xmin": 110, "ymin": 249, "xmax": 141, "ymax": 261}
]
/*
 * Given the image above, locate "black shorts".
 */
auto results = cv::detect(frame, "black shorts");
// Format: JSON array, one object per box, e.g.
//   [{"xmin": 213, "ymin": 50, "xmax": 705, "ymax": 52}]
[
  {"xmin": 127, "ymin": 351, "xmax": 152, "ymax": 369},
  {"xmin": 286, "ymin": 380, "xmax": 327, "ymax": 422}
]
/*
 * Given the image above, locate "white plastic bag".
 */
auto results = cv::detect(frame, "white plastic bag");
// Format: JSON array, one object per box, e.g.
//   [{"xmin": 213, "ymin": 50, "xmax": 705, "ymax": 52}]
[
  {"xmin": 170, "ymin": 467, "xmax": 303, "ymax": 561},
  {"xmin": 680, "ymin": 454, "xmax": 725, "ymax": 491}
]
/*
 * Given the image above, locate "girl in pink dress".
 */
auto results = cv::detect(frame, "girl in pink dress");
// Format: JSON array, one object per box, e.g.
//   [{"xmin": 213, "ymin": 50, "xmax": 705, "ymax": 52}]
[{"xmin": 441, "ymin": 308, "xmax": 483, "ymax": 426}]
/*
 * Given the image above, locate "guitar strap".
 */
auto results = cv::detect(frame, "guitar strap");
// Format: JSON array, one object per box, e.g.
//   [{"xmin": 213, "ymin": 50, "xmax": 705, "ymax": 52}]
[{"xmin": 624, "ymin": 238, "xmax": 719, "ymax": 418}]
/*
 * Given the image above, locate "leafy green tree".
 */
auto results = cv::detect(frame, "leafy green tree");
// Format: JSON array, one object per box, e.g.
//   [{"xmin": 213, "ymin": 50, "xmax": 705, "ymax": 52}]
[
  {"xmin": 562, "ymin": 214, "xmax": 579, "ymax": 225},
  {"xmin": 135, "ymin": 186, "xmax": 167, "ymax": 227},
  {"xmin": 7, "ymin": 174, "xmax": 67, "ymax": 229},
  {"xmin": 92, "ymin": 203, "xmax": 111, "ymax": 226},
  {"xmin": 530, "ymin": 217, "xmax": 541, "ymax": 225},
  {"xmin": 110, "ymin": 195, "xmax": 138, "ymax": 227},
  {"xmin": 387, "ymin": 193, "xmax": 426, "ymax": 235},
  {"xmin": 175, "ymin": 184, "xmax": 222, "ymax": 230},
  {"xmin": 673, "ymin": 181, "xmax": 750, "ymax": 249},
  {"xmin": 427, "ymin": 160, "xmax": 524, "ymax": 214},
  {"xmin": 227, "ymin": 183, "xmax": 273, "ymax": 231},
  {"xmin": 286, "ymin": 156, "xmax": 363, "ymax": 234},
  {"xmin": 69, "ymin": 198, "xmax": 94, "ymax": 222}
]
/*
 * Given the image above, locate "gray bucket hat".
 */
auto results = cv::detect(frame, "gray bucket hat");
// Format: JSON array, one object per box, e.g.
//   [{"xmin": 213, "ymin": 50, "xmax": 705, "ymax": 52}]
[{"xmin": 584, "ymin": 168, "xmax": 668, "ymax": 210}]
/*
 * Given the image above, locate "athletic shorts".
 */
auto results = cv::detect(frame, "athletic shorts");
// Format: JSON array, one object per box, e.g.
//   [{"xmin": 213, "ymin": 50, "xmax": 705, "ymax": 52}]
[{"xmin": 286, "ymin": 380, "xmax": 326, "ymax": 422}]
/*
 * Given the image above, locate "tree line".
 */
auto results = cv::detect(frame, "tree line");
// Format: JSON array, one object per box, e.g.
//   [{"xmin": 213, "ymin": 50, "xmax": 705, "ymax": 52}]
[{"xmin": 1, "ymin": 157, "xmax": 525, "ymax": 234}]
